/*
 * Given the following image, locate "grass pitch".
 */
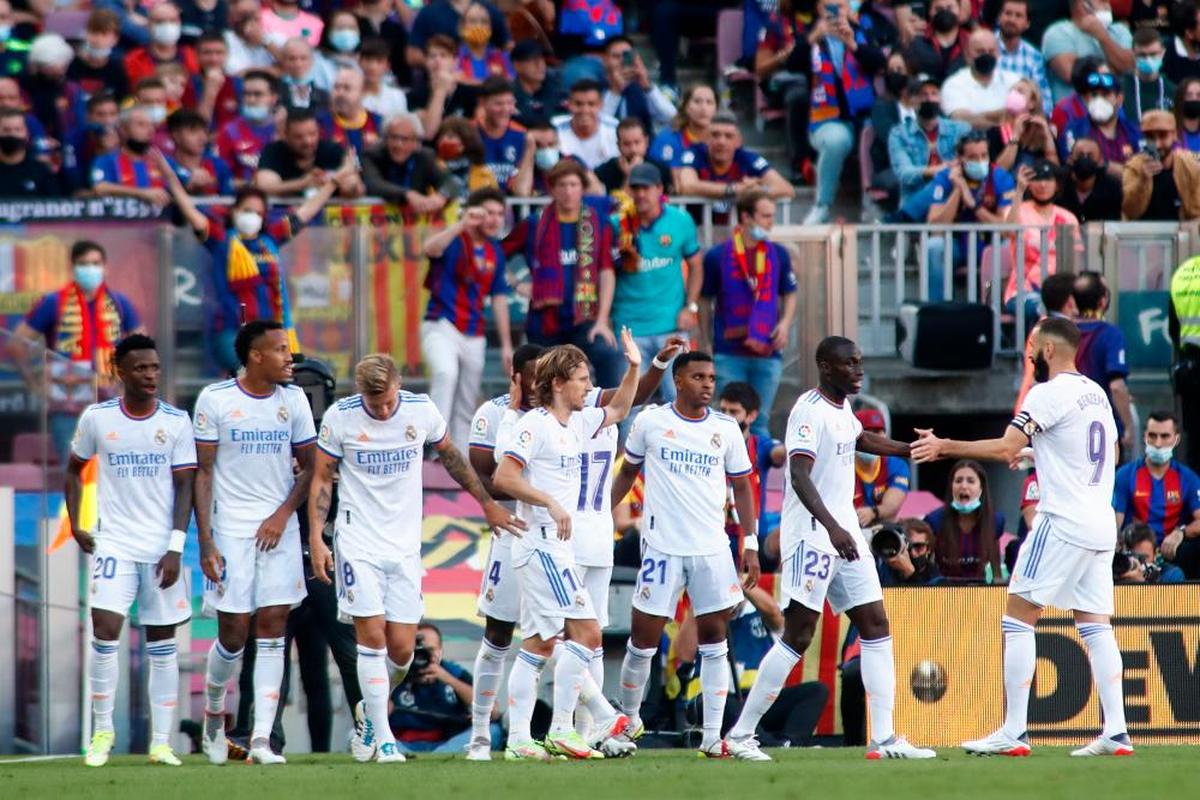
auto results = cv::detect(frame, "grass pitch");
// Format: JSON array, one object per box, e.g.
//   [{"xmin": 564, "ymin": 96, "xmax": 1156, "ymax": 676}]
[{"xmin": 1, "ymin": 747, "xmax": 1190, "ymax": 800}]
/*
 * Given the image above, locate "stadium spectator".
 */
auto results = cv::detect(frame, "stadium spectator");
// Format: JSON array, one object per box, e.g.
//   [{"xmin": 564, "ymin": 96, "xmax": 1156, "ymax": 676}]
[
  {"xmin": 1057, "ymin": 136, "xmax": 1124, "ymax": 222},
  {"xmin": 1117, "ymin": 523, "xmax": 1186, "ymax": 583},
  {"xmin": 353, "ymin": 0, "xmax": 411, "ymax": 89},
  {"xmin": 600, "ymin": 36, "xmax": 674, "ymax": 133},
  {"xmin": 455, "ymin": 1, "xmax": 514, "ymax": 84},
  {"xmin": 799, "ymin": 0, "xmax": 884, "ymax": 225},
  {"xmin": 924, "ymin": 460, "xmax": 1005, "ymax": 582},
  {"xmin": 1042, "ymin": 0, "xmax": 1134, "ymax": 104},
  {"xmin": 0, "ymin": 108, "xmax": 58, "ymax": 197},
  {"xmin": 407, "ymin": 0, "xmax": 510, "ymax": 70},
  {"xmin": 359, "ymin": 38, "xmax": 408, "ymax": 119},
  {"xmin": 389, "ymin": 623, "xmax": 499, "ymax": 753},
  {"xmin": 610, "ymin": 161, "xmax": 699, "ymax": 397},
  {"xmin": 876, "ymin": 518, "xmax": 942, "ymax": 586},
  {"xmin": 5, "ymin": 240, "xmax": 142, "ymax": 466},
  {"xmin": 362, "ymin": 113, "xmax": 455, "ymax": 215},
  {"xmin": 1113, "ymin": 411, "xmax": 1200, "ymax": 550},
  {"xmin": 161, "ymin": 167, "xmax": 336, "ymax": 371},
  {"xmin": 434, "ymin": 116, "xmax": 498, "ymax": 201},
  {"xmin": 649, "ymin": 83, "xmax": 716, "ymax": 178},
  {"xmin": 0, "ymin": 0, "xmax": 27, "ymax": 80},
  {"xmin": 224, "ymin": 0, "xmax": 274, "ymax": 75},
  {"xmin": 21, "ymin": 33, "xmax": 82, "ymax": 144},
  {"xmin": 261, "ymin": 0, "xmax": 324, "ymax": 49},
  {"xmin": 179, "ymin": 0, "xmax": 229, "ymax": 45},
  {"xmin": 941, "ymin": 28, "xmax": 1021, "ymax": 130},
  {"xmin": 91, "ymin": 0, "xmax": 151, "ymax": 49},
  {"xmin": 554, "ymin": 79, "xmax": 618, "ymax": 170},
  {"xmin": 165, "ymin": 109, "xmax": 234, "ymax": 197},
  {"xmin": 154, "ymin": 65, "xmax": 190, "ymax": 124},
  {"xmin": 718, "ymin": 381, "xmax": 785, "ymax": 529},
  {"xmin": 1165, "ymin": 1, "xmax": 1200, "ymax": 85},
  {"xmin": 888, "ymin": 73, "xmax": 970, "ymax": 209},
  {"xmin": 1123, "ymin": 109, "xmax": 1200, "ymax": 221},
  {"xmin": 412, "ymin": 35, "xmax": 478, "ymax": 142},
  {"xmin": 755, "ymin": 0, "xmax": 811, "ymax": 179},
  {"xmin": 994, "ymin": 0, "xmax": 1053, "ymax": 115},
  {"xmin": 68, "ymin": 10, "xmax": 129, "ymax": 103},
  {"xmin": 1012, "ymin": 271, "xmax": 1079, "ymax": 412},
  {"xmin": 1123, "ymin": 27, "xmax": 1174, "ymax": 122},
  {"xmin": 279, "ymin": 37, "xmax": 330, "ymax": 112},
  {"xmin": 125, "ymin": 3, "xmax": 197, "ymax": 89},
  {"xmin": 866, "ymin": 53, "xmax": 911, "ymax": 206},
  {"xmin": 892, "ymin": 0, "xmax": 928, "ymax": 51},
  {"xmin": 700, "ymin": 188, "xmax": 797, "ymax": 439},
  {"xmin": 475, "ymin": 77, "xmax": 532, "ymax": 195},
  {"xmin": 1051, "ymin": 56, "xmax": 1109, "ymax": 135},
  {"xmin": 313, "ymin": 10, "xmax": 363, "ymax": 91},
  {"xmin": 1127, "ymin": 0, "xmax": 1172, "ymax": 38},
  {"xmin": 189, "ymin": 32, "xmax": 240, "ymax": 129},
  {"xmin": 255, "ymin": 108, "xmax": 364, "ymax": 198},
  {"xmin": 420, "ymin": 187, "xmax": 513, "ymax": 447},
  {"xmin": 215, "ymin": 69, "xmax": 278, "ymax": 186},
  {"xmin": 317, "ymin": 67, "xmax": 382, "ymax": 158},
  {"xmin": 1073, "ymin": 271, "xmax": 1135, "ymax": 452},
  {"xmin": 512, "ymin": 39, "xmax": 564, "ymax": 125},
  {"xmin": 595, "ymin": 117, "xmax": 672, "ymax": 195},
  {"xmin": 678, "ymin": 111, "xmax": 794, "ymax": 224},
  {"xmin": 1005, "ymin": 159, "xmax": 1081, "ymax": 321},
  {"xmin": 852, "ymin": 408, "xmax": 910, "ymax": 527},
  {"xmin": 502, "ymin": 158, "xmax": 623, "ymax": 386},
  {"xmin": 990, "ymin": 79, "xmax": 1057, "ymax": 176},
  {"xmin": 904, "ymin": 0, "xmax": 970, "ymax": 84},
  {"xmin": 89, "ymin": 106, "xmax": 170, "ymax": 206},
  {"xmin": 1058, "ymin": 70, "xmax": 1143, "ymax": 179},
  {"xmin": 1176, "ymin": 78, "xmax": 1200, "ymax": 152},
  {"xmin": 63, "ymin": 92, "xmax": 120, "ymax": 194}
]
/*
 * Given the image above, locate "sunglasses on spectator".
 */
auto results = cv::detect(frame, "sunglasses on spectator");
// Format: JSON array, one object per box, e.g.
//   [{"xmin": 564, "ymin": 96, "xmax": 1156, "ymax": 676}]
[
  {"xmin": 1085, "ymin": 73, "xmax": 1117, "ymax": 90},
  {"xmin": 909, "ymin": 542, "xmax": 929, "ymax": 553}
]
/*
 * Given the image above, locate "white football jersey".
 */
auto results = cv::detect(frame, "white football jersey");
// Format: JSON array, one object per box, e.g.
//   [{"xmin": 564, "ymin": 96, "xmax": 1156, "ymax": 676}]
[
  {"xmin": 317, "ymin": 391, "xmax": 447, "ymax": 561},
  {"xmin": 193, "ymin": 379, "xmax": 317, "ymax": 535},
  {"xmin": 781, "ymin": 389, "xmax": 864, "ymax": 557},
  {"xmin": 624, "ymin": 404, "xmax": 751, "ymax": 557},
  {"xmin": 573, "ymin": 388, "xmax": 615, "ymax": 567},
  {"xmin": 1014, "ymin": 372, "xmax": 1118, "ymax": 550},
  {"xmin": 502, "ymin": 405, "xmax": 608, "ymax": 563},
  {"xmin": 469, "ymin": 393, "xmax": 513, "ymax": 454},
  {"xmin": 71, "ymin": 398, "xmax": 197, "ymax": 562}
]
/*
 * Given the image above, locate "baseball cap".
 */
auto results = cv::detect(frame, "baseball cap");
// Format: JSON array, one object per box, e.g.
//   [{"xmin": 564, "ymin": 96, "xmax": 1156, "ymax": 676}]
[
  {"xmin": 511, "ymin": 40, "xmax": 546, "ymax": 63},
  {"xmin": 1030, "ymin": 159, "xmax": 1056, "ymax": 181},
  {"xmin": 907, "ymin": 72, "xmax": 939, "ymax": 94},
  {"xmin": 855, "ymin": 408, "xmax": 886, "ymax": 431},
  {"xmin": 1141, "ymin": 109, "xmax": 1176, "ymax": 133},
  {"xmin": 628, "ymin": 162, "xmax": 662, "ymax": 188}
]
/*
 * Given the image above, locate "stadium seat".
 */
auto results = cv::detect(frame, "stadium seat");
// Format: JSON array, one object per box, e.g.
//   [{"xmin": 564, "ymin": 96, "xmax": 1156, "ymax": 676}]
[
  {"xmin": 0, "ymin": 463, "xmax": 46, "ymax": 491},
  {"xmin": 716, "ymin": 10, "xmax": 754, "ymax": 89},
  {"xmin": 43, "ymin": 10, "xmax": 89, "ymax": 40},
  {"xmin": 11, "ymin": 432, "xmax": 57, "ymax": 466}
]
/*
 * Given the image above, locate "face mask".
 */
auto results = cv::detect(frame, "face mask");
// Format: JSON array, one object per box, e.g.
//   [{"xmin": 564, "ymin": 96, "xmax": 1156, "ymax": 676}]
[
  {"xmin": 973, "ymin": 53, "xmax": 997, "ymax": 76},
  {"xmin": 1094, "ymin": 9, "xmax": 1113, "ymax": 26},
  {"xmin": 125, "ymin": 138, "xmax": 151, "ymax": 155},
  {"xmin": 152, "ymin": 22, "xmax": 182, "ymax": 46},
  {"xmin": 0, "ymin": 26, "xmax": 10, "ymax": 40},
  {"xmin": 74, "ymin": 264, "xmax": 105, "ymax": 292},
  {"xmin": 1183, "ymin": 100, "xmax": 1200, "ymax": 120},
  {"xmin": 147, "ymin": 104, "xmax": 167, "ymax": 125},
  {"xmin": 931, "ymin": 8, "xmax": 958, "ymax": 33},
  {"xmin": 0, "ymin": 136, "xmax": 25, "ymax": 156},
  {"xmin": 917, "ymin": 100, "xmax": 941, "ymax": 121},
  {"xmin": 437, "ymin": 138, "xmax": 464, "ymax": 160},
  {"xmin": 535, "ymin": 147, "xmax": 559, "ymax": 171},
  {"xmin": 848, "ymin": 0, "xmax": 861, "ymax": 12},
  {"xmin": 749, "ymin": 224, "xmax": 770, "ymax": 241},
  {"xmin": 1072, "ymin": 156, "xmax": 1101, "ymax": 179},
  {"xmin": 1145, "ymin": 443, "xmax": 1175, "ymax": 465},
  {"xmin": 964, "ymin": 159, "xmax": 989, "ymax": 181},
  {"xmin": 950, "ymin": 497, "xmax": 982, "ymax": 514},
  {"xmin": 329, "ymin": 29, "xmax": 360, "ymax": 52},
  {"xmin": 1136, "ymin": 55, "xmax": 1163, "ymax": 77},
  {"xmin": 242, "ymin": 103, "xmax": 271, "ymax": 123},
  {"xmin": 910, "ymin": 553, "xmax": 931, "ymax": 571},
  {"xmin": 462, "ymin": 24, "xmax": 491, "ymax": 48},
  {"xmin": 885, "ymin": 71, "xmax": 908, "ymax": 96},
  {"xmin": 1032, "ymin": 350, "xmax": 1050, "ymax": 383},
  {"xmin": 82, "ymin": 42, "xmax": 112, "ymax": 60},
  {"xmin": 1087, "ymin": 96, "xmax": 1114, "ymax": 123},
  {"xmin": 1005, "ymin": 89, "xmax": 1028, "ymax": 115},
  {"xmin": 234, "ymin": 210, "xmax": 264, "ymax": 238}
]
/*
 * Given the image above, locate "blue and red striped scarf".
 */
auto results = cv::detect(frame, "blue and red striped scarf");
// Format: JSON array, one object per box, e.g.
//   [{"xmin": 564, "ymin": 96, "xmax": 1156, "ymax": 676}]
[{"xmin": 531, "ymin": 203, "xmax": 607, "ymax": 325}]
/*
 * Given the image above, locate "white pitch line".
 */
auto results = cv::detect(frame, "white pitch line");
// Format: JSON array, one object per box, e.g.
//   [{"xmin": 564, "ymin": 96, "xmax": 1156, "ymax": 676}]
[{"xmin": 0, "ymin": 754, "xmax": 80, "ymax": 764}]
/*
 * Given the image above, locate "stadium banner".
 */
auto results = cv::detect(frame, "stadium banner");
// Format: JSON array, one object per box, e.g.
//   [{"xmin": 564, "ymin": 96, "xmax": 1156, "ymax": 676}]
[{"xmin": 888, "ymin": 585, "xmax": 1200, "ymax": 745}]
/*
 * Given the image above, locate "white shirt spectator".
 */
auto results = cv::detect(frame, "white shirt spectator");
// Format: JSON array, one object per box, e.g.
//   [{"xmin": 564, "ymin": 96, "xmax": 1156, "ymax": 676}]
[
  {"xmin": 941, "ymin": 67, "xmax": 1021, "ymax": 117},
  {"xmin": 553, "ymin": 114, "xmax": 619, "ymax": 169},
  {"xmin": 601, "ymin": 85, "xmax": 677, "ymax": 129},
  {"xmin": 363, "ymin": 84, "xmax": 409, "ymax": 119}
]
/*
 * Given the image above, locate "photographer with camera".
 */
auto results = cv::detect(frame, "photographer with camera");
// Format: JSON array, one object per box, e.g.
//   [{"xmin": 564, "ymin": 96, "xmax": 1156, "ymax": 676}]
[
  {"xmin": 873, "ymin": 519, "xmax": 944, "ymax": 587},
  {"xmin": 1114, "ymin": 524, "xmax": 1185, "ymax": 584},
  {"xmin": 389, "ymin": 623, "xmax": 500, "ymax": 754}
]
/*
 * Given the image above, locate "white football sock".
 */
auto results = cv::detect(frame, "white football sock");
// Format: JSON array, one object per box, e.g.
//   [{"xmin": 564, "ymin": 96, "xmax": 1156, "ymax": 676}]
[
  {"xmin": 698, "ymin": 641, "xmax": 731, "ymax": 748},
  {"xmin": 506, "ymin": 649, "xmax": 546, "ymax": 745},
  {"xmin": 1001, "ymin": 616, "xmax": 1036, "ymax": 738},
  {"xmin": 471, "ymin": 638, "xmax": 509, "ymax": 742},
  {"xmin": 357, "ymin": 645, "xmax": 397, "ymax": 746},
  {"xmin": 860, "ymin": 635, "xmax": 896, "ymax": 744},
  {"xmin": 618, "ymin": 642, "xmax": 656, "ymax": 720},
  {"xmin": 729, "ymin": 640, "xmax": 801, "ymax": 739},
  {"xmin": 205, "ymin": 639, "xmax": 242, "ymax": 715},
  {"xmin": 146, "ymin": 638, "xmax": 179, "ymax": 747},
  {"xmin": 574, "ymin": 646, "xmax": 608, "ymax": 734},
  {"xmin": 1078, "ymin": 622, "xmax": 1127, "ymax": 738},
  {"xmin": 550, "ymin": 641, "xmax": 592, "ymax": 734},
  {"xmin": 90, "ymin": 638, "xmax": 120, "ymax": 734},
  {"xmin": 251, "ymin": 637, "xmax": 285, "ymax": 746},
  {"xmin": 387, "ymin": 654, "xmax": 414, "ymax": 692}
]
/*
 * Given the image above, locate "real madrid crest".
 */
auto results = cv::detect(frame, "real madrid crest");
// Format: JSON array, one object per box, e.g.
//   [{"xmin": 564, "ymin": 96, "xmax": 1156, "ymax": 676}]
[
  {"xmin": 277, "ymin": 405, "xmax": 289, "ymax": 423},
  {"xmin": 405, "ymin": 425, "xmax": 418, "ymax": 442},
  {"xmin": 711, "ymin": 433, "xmax": 722, "ymax": 449},
  {"xmin": 154, "ymin": 428, "xmax": 167, "ymax": 445}
]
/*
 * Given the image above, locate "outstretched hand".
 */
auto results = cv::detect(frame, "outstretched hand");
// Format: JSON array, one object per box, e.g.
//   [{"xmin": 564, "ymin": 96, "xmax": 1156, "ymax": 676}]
[
  {"xmin": 910, "ymin": 428, "xmax": 946, "ymax": 463},
  {"xmin": 621, "ymin": 326, "xmax": 642, "ymax": 368}
]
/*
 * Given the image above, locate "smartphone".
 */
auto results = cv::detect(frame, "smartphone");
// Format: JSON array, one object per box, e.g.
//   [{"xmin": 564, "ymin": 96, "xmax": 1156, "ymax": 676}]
[
  {"xmin": 825, "ymin": 3, "xmax": 839, "ymax": 19},
  {"xmin": 622, "ymin": 50, "xmax": 635, "ymax": 68},
  {"xmin": 1144, "ymin": 143, "xmax": 1161, "ymax": 161}
]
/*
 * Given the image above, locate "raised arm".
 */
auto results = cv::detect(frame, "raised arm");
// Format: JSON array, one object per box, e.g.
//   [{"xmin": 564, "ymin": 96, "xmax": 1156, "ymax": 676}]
[
  {"xmin": 596, "ymin": 327, "xmax": 643, "ymax": 426},
  {"xmin": 155, "ymin": 148, "xmax": 209, "ymax": 236},
  {"xmin": 598, "ymin": 335, "xmax": 686, "ymax": 407}
]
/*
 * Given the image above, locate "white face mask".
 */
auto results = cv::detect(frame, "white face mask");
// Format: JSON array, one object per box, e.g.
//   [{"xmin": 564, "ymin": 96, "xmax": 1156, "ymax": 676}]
[
  {"xmin": 1087, "ymin": 96, "xmax": 1115, "ymax": 123},
  {"xmin": 147, "ymin": 104, "xmax": 167, "ymax": 125},
  {"xmin": 1094, "ymin": 9, "xmax": 1113, "ymax": 26},
  {"xmin": 152, "ymin": 22, "xmax": 182, "ymax": 46},
  {"xmin": 234, "ymin": 210, "xmax": 263, "ymax": 238}
]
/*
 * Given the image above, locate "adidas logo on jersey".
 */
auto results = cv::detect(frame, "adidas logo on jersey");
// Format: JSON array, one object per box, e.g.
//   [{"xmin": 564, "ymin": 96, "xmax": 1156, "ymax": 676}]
[
  {"xmin": 230, "ymin": 409, "xmax": 245, "ymax": 420},
  {"xmin": 357, "ymin": 433, "xmax": 370, "ymax": 442},
  {"xmin": 664, "ymin": 429, "xmax": 676, "ymax": 439},
  {"xmin": 105, "ymin": 431, "xmax": 119, "ymax": 441}
]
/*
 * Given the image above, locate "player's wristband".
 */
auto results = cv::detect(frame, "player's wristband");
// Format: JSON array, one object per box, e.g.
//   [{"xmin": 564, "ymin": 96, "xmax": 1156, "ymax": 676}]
[
  {"xmin": 168, "ymin": 529, "xmax": 187, "ymax": 554},
  {"xmin": 742, "ymin": 535, "xmax": 760, "ymax": 553},
  {"xmin": 652, "ymin": 356, "xmax": 670, "ymax": 370}
]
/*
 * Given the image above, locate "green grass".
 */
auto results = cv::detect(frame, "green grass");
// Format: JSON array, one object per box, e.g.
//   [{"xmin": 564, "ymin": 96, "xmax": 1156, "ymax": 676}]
[{"xmin": 0, "ymin": 748, "xmax": 1189, "ymax": 800}]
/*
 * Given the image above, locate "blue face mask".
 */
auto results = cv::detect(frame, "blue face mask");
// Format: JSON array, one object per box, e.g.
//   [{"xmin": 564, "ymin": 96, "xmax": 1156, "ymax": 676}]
[
  {"xmin": 242, "ymin": 103, "xmax": 271, "ymax": 123},
  {"xmin": 964, "ymin": 159, "xmax": 989, "ymax": 181},
  {"xmin": 535, "ymin": 147, "xmax": 559, "ymax": 171},
  {"xmin": 750, "ymin": 224, "xmax": 770, "ymax": 241},
  {"xmin": 1136, "ymin": 55, "xmax": 1163, "ymax": 77},
  {"xmin": 330, "ymin": 29, "xmax": 360, "ymax": 53},
  {"xmin": 950, "ymin": 497, "xmax": 982, "ymax": 514},
  {"xmin": 74, "ymin": 264, "xmax": 105, "ymax": 293},
  {"xmin": 1145, "ymin": 444, "xmax": 1175, "ymax": 465}
]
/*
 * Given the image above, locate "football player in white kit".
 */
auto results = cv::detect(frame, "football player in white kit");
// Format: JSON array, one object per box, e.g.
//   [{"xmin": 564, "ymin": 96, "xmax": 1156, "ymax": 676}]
[
  {"xmin": 723, "ymin": 336, "xmax": 935, "ymax": 761},
  {"xmin": 610, "ymin": 350, "xmax": 761, "ymax": 758},
  {"xmin": 492, "ymin": 337, "xmax": 642, "ymax": 760},
  {"xmin": 306, "ymin": 353, "xmax": 522, "ymax": 764},
  {"xmin": 914, "ymin": 317, "xmax": 1132, "ymax": 758},
  {"xmin": 194, "ymin": 320, "xmax": 317, "ymax": 766},
  {"xmin": 70, "ymin": 335, "xmax": 197, "ymax": 767}
]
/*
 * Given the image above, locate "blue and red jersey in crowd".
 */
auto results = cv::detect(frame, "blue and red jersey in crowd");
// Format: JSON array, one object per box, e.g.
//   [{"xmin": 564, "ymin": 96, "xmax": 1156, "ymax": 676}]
[
  {"xmin": 89, "ymin": 149, "xmax": 167, "ymax": 189},
  {"xmin": 1112, "ymin": 459, "xmax": 1200, "ymax": 543},
  {"xmin": 216, "ymin": 117, "xmax": 276, "ymax": 182},
  {"xmin": 423, "ymin": 234, "xmax": 511, "ymax": 337},
  {"xmin": 167, "ymin": 152, "xmax": 235, "ymax": 196},
  {"xmin": 317, "ymin": 110, "xmax": 382, "ymax": 156},
  {"xmin": 1076, "ymin": 318, "xmax": 1130, "ymax": 437}
]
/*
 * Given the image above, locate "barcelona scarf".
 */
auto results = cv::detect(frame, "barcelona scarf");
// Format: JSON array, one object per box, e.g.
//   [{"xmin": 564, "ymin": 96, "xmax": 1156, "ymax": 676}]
[
  {"xmin": 225, "ymin": 234, "xmax": 299, "ymax": 353},
  {"xmin": 54, "ymin": 283, "xmax": 122, "ymax": 378},
  {"xmin": 723, "ymin": 227, "xmax": 777, "ymax": 355},
  {"xmin": 531, "ymin": 202, "xmax": 605, "ymax": 324}
]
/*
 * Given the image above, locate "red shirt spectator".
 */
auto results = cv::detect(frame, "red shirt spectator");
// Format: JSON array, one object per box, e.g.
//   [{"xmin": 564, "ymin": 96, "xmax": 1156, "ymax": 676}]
[{"xmin": 125, "ymin": 3, "xmax": 199, "ymax": 88}]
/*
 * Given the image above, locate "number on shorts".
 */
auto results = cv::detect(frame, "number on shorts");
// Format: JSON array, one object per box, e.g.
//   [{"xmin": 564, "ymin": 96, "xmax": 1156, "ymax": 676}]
[
  {"xmin": 576, "ymin": 452, "xmax": 613, "ymax": 513},
  {"xmin": 562, "ymin": 568, "xmax": 578, "ymax": 592},
  {"xmin": 92, "ymin": 556, "xmax": 116, "ymax": 580},
  {"xmin": 1087, "ymin": 420, "xmax": 1106, "ymax": 486},
  {"xmin": 342, "ymin": 560, "xmax": 356, "ymax": 587},
  {"xmin": 803, "ymin": 550, "xmax": 832, "ymax": 580},
  {"xmin": 640, "ymin": 557, "xmax": 667, "ymax": 585},
  {"xmin": 488, "ymin": 560, "xmax": 501, "ymax": 586}
]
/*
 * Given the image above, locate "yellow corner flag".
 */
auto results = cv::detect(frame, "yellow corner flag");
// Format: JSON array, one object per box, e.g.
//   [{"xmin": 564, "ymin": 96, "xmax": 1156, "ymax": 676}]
[{"xmin": 48, "ymin": 457, "xmax": 96, "ymax": 553}]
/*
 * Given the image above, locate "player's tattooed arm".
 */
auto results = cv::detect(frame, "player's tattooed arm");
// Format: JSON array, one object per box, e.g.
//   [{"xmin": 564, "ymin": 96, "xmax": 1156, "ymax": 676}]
[
  {"xmin": 438, "ymin": 438, "xmax": 527, "ymax": 537},
  {"xmin": 856, "ymin": 430, "xmax": 911, "ymax": 458},
  {"xmin": 790, "ymin": 453, "xmax": 860, "ymax": 561},
  {"xmin": 194, "ymin": 443, "xmax": 222, "ymax": 583},
  {"xmin": 307, "ymin": 451, "xmax": 338, "ymax": 584}
]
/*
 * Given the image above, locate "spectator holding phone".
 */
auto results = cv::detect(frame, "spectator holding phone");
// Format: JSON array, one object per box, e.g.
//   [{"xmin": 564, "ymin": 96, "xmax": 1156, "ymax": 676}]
[{"xmin": 1123, "ymin": 109, "xmax": 1200, "ymax": 220}]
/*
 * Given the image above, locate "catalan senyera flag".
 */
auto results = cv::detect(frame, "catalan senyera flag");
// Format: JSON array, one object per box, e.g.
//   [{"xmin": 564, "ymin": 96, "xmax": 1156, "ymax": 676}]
[{"xmin": 49, "ymin": 456, "xmax": 97, "ymax": 552}]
